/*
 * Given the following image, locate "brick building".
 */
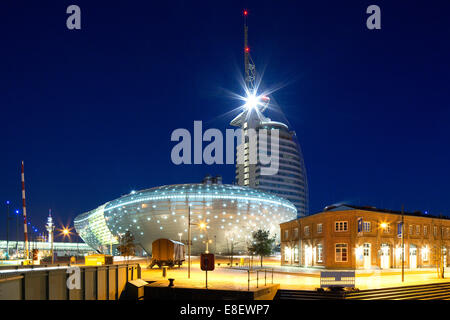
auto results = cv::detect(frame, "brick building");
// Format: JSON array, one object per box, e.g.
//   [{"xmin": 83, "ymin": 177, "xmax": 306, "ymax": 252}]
[{"xmin": 280, "ymin": 204, "xmax": 450, "ymax": 269}]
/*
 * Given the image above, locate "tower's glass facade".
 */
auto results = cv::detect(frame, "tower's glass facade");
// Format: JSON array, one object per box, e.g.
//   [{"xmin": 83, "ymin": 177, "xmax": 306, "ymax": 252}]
[
  {"xmin": 232, "ymin": 115, "xmax": 309, "ymax": 217},
  {"xmin": 254, "ymin": 122, "xmax": 308, "ymax": 216}
]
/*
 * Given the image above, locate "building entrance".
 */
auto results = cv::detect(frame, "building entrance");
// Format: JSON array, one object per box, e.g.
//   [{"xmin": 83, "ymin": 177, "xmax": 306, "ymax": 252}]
[
  {"xmin": 363, "ymin": 243, "xmax": 371, "ymax": 269},
  {"xmin": 304, "ymin": 245, "xmax": 312, "ymax": 267},
  {"xmin": 443, "ymin": 247, "xmax": 447, "ymax": 267},
  {"xmin": 380, "ymin": 244, "xmax": 390, "ymax": 269}
]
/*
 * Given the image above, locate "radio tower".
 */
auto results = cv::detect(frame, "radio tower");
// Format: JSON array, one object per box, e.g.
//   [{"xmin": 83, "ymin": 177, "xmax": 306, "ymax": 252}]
[
  {"xmin": 243, "ymin": 9, "xmax": 256, "ymax": 94},
  {"xmin": 46, "ymin": 209, "xmax": 55, "ymax": 264},
  {"xmin": 230, "ymin": 9, "xmax": 270, "ymax": 127},
  {"xmin": 21, "ymin": 161, "xmax": 29, "ymax": 260}
]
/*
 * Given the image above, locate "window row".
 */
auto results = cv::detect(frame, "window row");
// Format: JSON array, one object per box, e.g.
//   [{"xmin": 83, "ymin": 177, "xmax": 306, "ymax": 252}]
[
  {"xmin": 284, "ymin": 222, "xmax": 450, "ymax": 239},
  {"xmin": 283, "ymin": 223, "xmax": 323, "ymax": 239}
]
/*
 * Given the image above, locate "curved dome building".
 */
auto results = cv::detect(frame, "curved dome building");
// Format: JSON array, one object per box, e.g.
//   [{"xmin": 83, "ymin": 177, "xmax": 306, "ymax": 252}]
[{"xmin": 74, "ymin": 181, "xmax": 297, "ymax": 255}]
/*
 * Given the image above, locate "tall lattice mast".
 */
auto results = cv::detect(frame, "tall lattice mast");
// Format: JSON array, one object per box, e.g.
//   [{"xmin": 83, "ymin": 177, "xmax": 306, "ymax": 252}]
[
  {"xmin": 244, "ymin": 10, "xmax": 256, "ymax": 94},
  {"xmin": 21, "ymin": 161, "xmax": 29, "ymax": 259},
  {"xmin": 230, "ymin": 10, "xmax": 270, "ymax": 127}
]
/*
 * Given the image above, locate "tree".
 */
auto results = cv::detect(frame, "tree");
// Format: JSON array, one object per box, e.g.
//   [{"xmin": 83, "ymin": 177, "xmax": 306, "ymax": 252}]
[
  {"xmin": 248, "ymin": 229, "xmax": 276, "ymax": 267},
  {"xmin": 225, "ymin": 230, "xmax": 241, "ymax": 267},
  {"xmin": 117, "ymin": 231, "xmax": 136, "ymax": 263}
]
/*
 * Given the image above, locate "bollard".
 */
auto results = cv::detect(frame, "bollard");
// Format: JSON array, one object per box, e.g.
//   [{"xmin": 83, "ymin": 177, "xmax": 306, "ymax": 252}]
[
  {"xmin": 248, "ymin": 269, "xmax": 250, "ymax": 291},
  {"xmin": 256, "ymin": 270, "xmax": 259, "ymax": 288},
  {"xmin": 265, "ymin": 269, "xmax": 267, "ymax": 286},
  {"xmin": 162, "ymin": 266, "xmax": 168, "ymax": 278},
  {"xmin": 168, "ymin": 278, "xmax": 175, "ymax": 287}
]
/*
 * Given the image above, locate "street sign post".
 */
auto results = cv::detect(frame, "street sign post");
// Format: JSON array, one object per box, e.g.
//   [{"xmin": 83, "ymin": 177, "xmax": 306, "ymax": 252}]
[{"xmin": 201, "ymin": 253, "xmax": 215, "ymax": 289}]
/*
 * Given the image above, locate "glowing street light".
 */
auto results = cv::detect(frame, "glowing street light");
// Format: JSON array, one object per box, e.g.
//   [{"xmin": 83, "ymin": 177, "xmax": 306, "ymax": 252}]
[
  {"xmin": 187, "ymin": 203, "xmax": 208, "ymax": 279},
  {"xmin": 57, "ymin": 225, "xmax": 74, "ymax": 242},
  {"xmin": 203, "ymin": 239, "xmax": 213, "ymax": 254}
]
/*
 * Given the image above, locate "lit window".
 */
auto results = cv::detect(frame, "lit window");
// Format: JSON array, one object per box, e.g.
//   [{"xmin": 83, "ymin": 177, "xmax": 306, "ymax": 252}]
[
  {"xmin": 304, "ymin": 226, "xmax": 310, "ymax": 236},
  {"xmin": 335, "ymin": 221, "xmax": 348, "ymax": 232},
  {"xmin": 422, "ymin": 246, "xmax": 429, "ymax": 261},
  {"xmin": 284, "ymin": 246, "xmax": 290, "ymax": 262},
  {"xmin": 317, "ymin": 244, "xmax": 323, "ymax": 262},
  {"xmin": 317, "ymin": 223, "xmax": 323, "ymax": 234},
  {"xmin": 294, "ymin": 245, "xmax": 299, "ymax": 262},
  {"xmin": 335, "ymin": 243, "xmax": 348, "ymax": 262}
]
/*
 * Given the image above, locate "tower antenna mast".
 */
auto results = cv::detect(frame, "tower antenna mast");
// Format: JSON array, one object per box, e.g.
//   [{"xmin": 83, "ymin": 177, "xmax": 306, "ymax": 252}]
[
  {"xmin": 244, "ymin": 9, "xmax": 256, "ymax": 94},
  {"xmin": 21, "ymin": 161, "xmax": 29, "ymax": 260}
]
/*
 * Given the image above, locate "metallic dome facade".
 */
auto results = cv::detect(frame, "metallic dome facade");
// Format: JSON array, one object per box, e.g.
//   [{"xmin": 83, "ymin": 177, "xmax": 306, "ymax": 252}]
[{"xmin": 74, "ymin": 183, "xmax": 297, "ymax": 254}]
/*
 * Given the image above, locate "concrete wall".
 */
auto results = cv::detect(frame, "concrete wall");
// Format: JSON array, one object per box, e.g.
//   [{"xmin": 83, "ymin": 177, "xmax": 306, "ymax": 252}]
[{"xmin": 0, "ymin": 264, "xmax": 140, "ymax": 300}]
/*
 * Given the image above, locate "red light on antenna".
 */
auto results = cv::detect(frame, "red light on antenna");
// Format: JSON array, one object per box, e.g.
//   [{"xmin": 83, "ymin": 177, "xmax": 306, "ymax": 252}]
[
  {"xmin": 245, "ymin": 47, "xmax": 250, "ymax": 53},
  {"xmin": 243, "ymin": 10, "xmax": 248, "ymax": 16}
]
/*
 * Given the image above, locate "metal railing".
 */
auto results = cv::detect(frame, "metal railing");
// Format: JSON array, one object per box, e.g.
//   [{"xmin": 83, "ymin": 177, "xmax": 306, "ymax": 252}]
[{"xmin": 247, "ymin": 268, "xmax": 274, "ymax": 291}]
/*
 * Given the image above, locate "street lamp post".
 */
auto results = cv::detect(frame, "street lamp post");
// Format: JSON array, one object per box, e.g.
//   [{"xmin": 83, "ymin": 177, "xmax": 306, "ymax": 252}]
[
  {"xmin": 401, "ymin": 204, "xmax": 405, "ymax": 282},
  {"xmin": 187, "ymin": 204, "xmax": 207, "ymax": 279},
  {"xmin": 203, "ymin": 239, "xmax": 212, "ymax": 254},
  {"xmin": 440, "ymin": 222, "xmax": 444, "ymax": 279},
  {"xmin": 188, "ymin": 205, "xmax": 191, "ymax": 279},
  {"xmin": 15, "ymin": 210, "xmax": 19, "ymax": 256},
  {"xmin": 110, "ymin": 234, "xmax": 113, "ymax": 256},
  {"xmin": 5, "ymin": 201, "xmax": 10, "ymax": 259}
]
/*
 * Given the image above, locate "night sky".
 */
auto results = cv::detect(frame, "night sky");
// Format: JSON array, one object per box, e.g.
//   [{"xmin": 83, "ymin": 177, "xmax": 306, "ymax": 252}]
[{"xmin": 1, "ymin": 1, "xmax": 450, "ymax": 240}]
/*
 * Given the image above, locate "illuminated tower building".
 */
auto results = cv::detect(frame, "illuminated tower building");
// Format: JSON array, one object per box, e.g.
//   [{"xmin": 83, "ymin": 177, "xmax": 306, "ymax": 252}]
[
  {"xmin": 46, "ymin": 211, "xmax": 55, "ymax": 263},
  {"xmin": 230, "ymin": 10, "xmax": 309, "ymax": 216},
  {"xmin": 46, "ymin": 211, "xmax": 55, "ymax": 245}
]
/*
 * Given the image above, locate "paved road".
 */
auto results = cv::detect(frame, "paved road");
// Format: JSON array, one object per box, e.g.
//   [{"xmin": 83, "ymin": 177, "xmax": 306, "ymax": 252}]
[{"xmin": 140, "ymin": 259, "xmax": 450, "ymax": 291}]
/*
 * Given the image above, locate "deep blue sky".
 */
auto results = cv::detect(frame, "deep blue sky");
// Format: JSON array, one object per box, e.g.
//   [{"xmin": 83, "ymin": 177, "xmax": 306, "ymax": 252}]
[{"xmin": 1, "ymin": 1, "xmax": 450, "ymax": 240}]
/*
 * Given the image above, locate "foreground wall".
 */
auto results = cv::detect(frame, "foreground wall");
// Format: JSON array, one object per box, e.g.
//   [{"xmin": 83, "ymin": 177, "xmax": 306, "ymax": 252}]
[{"xmin": 0, "ymin": 264, "xmax": 140, "ymax": 300}]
